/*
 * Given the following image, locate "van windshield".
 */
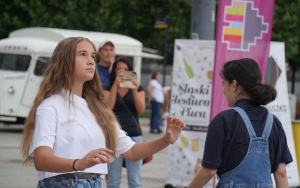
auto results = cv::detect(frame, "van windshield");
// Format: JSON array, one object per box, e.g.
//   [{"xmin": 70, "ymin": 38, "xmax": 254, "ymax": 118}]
[{"xmin": 0, "ymin": 53, "xmax": 31, "ymax": 71}]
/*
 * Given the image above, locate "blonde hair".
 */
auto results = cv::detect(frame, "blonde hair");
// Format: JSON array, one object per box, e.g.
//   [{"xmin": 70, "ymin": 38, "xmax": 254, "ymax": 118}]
[{"xmin": 21, "ymin": 37, "xmax": 118, "ymax": 163}]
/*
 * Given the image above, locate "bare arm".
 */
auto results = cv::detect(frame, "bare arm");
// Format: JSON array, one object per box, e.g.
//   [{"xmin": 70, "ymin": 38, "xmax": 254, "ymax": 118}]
[
  {"xmin": 147, "ymin": 84, "xmax": 154, "ymax": 101},
  {"xmin": 122, "ymin": 136, "xmax": 169, "ymax": 161},
  {"xmin": 273, "ymin": 163, "xmax": 289, "ymax": 188},
  {"xmin": 122, "ymin": 116, "xmax": 185, "ymax": 161},
  {"xmin": 187, "ymin": 167, "xmax": 217, "ymax": 188},
  {"xmin": 104, "ymin": 70, "xmax": 124, "ymax": 109},
  {"xmin": 131, "ymin": 77, "xmax": 145, "ymax": 114},
  {"xmin": 133, "ymin": 90, "xmax": 146, "ymax": 114},
  {"xmin": 33, "ymin": 146, "xmax": 112, "ymax": 172}
]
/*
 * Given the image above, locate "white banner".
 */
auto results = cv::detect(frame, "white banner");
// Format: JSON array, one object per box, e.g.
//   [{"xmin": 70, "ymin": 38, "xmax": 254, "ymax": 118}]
[
  {"xmin": 265, "ymin": 42, "xmax": 299, "ymax": 186},
  {"xmin": 166, "ymin": 40, "xmax": 299, "ymax": 187},
  {"xmin": 166, "ymin": 40, "xmax": 215, "ymax": 187}
]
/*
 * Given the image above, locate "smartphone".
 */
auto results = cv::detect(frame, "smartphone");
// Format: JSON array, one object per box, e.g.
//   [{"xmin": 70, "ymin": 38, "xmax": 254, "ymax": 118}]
[
  {"xmin": 123, "ymin": 71, "xmax": 136, "ymax": 80},
  {"xmin": 119, "ymin": 71, "xmax": 137, "ymax": 89}
]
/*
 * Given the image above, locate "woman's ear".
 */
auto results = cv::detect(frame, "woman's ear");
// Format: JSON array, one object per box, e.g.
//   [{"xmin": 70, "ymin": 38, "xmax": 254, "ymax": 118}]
[{"xmin": 231, "ymin": 80, "xmax": 238, "ymax": 89}]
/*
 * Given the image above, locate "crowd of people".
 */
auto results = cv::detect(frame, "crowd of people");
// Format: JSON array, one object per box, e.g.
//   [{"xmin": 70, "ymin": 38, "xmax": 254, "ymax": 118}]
[{"xmin": 20, "ymin": 37, "xmax": 292, "ymax": 188}]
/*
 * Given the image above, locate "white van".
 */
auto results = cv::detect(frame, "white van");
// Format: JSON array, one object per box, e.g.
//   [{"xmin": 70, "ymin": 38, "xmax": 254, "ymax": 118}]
[{"xmin": 0, "ymin": 27, "xmax": 162, "ymax": 124}]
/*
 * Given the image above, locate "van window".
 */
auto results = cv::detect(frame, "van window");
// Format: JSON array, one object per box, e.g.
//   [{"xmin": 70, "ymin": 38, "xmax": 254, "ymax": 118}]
[
  {"xmin": 34, "ymin": 57, "xmax": 50, "ymax": 76},
  {"xmin": 0, "ymin": 53, "xmax": 31, "ymax": 71}
]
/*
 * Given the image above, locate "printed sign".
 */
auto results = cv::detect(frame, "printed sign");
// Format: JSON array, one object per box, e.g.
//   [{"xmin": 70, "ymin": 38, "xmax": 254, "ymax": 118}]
[
  {"xmin": 166, "ymin": 40, "xmax": 300, "ymax": 187},
  {"xmin": 165, "ymin": 40, "xmax": 215, "ymax": 187}
]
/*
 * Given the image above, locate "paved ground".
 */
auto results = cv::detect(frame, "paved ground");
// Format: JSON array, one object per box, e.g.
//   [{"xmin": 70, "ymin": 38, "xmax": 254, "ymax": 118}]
[{"xmin": 0, "ymin": 118, "xmax": 175, "ymax": 188}]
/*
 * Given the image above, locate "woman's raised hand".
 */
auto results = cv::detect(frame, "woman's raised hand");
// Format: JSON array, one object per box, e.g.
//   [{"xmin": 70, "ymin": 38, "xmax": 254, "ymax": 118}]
[{"xmin": 163, "ymin": 116, "xmax": 186, "ymax": 144}]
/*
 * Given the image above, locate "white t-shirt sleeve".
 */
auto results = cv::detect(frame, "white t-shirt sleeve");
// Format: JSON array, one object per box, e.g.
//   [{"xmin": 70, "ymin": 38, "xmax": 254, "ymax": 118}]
[
  {"xmin": 29, "ymin": 104, "xmax": 57, "ymax": 157},
  {"xmin": 113, "ymin": 123, "xmax": 135, "ymax": 159}
]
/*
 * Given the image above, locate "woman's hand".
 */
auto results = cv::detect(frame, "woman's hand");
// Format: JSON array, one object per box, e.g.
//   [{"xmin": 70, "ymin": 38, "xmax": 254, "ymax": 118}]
[
  {"xmin": 114, "ymin": 69, "xmax": 126, "ymax": 86},
  {"xmin": 74, "ymin": 148, "xmax": 113, "ymax": 171},
  {"xmin": 163, "ymin": 116, "xmax": 186, "ymax": 144},
  {"xmin": 131, "ymin": 76, "xmax": 139, "ymax": 91}
]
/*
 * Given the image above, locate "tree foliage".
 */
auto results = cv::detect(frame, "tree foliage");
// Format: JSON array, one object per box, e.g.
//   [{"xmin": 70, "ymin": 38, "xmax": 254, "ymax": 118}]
[
  {"xmin": 0, "ymin": 0, "xmax": 299, "ymax": 65},
  {"xmin": 272, "ymin": 0, "xmax": 300, "ymax": 66}
]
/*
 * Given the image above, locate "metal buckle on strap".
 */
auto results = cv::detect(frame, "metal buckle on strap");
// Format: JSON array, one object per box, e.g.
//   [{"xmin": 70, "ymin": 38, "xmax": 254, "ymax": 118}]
[{"xmin": 57, "ymin": 173, "xmax": 100, "ymax": 179}]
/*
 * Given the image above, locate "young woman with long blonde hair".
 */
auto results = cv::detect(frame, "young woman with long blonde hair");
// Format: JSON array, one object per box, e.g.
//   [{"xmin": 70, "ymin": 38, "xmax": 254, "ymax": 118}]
[{"xmin": 21, "ymin": 37, "xmax": 185, "ymax": 187}]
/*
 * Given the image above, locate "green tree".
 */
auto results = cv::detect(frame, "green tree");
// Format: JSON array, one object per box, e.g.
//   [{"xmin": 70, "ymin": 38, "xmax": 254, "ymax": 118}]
[
  {"xmin": 0, "ymin": 0, "xmax": 191, "ymax": 64},
  {"xmin": 0, "ymin": 0, "xmax": 31, "ymax": 38},
  {"xmin": 0, "ymin": 0, "xmax": 299, "ymax": 66},
  {"xmin": 272, "ymin": 0, "xmax": 300, "ymax": 66}
]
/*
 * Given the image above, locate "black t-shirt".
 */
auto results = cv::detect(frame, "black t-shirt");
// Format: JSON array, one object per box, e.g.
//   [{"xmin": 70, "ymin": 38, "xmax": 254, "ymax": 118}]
[
  {"xmin": 202, "ymin": 99, "xmax": 293, "ymax": 175},
  {"xmin": 108, "ymin": 86, "xmax": 144, "ymax": 137}
]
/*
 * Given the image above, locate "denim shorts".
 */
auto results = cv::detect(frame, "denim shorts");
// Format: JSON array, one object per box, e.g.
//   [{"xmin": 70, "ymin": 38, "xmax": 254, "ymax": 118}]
[{"xmin": 37, "ymin": 174, "xmax": 102, "ymax": 188}]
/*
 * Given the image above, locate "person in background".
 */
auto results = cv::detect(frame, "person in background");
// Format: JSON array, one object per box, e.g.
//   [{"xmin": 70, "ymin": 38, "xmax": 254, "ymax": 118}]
[
  {"xmin": 147, "ymin": 71, "xmax": 164, "ymax": 134},
  {"xmin": 96, "ymin": 40, "xmax": 115, "ymax": 89},
  {"xmin": 160, "ymin": 86, "xmax": 172, "ymax": 130},
  {"xmin": 187, "ymin": 58, "xmax": 292, "ymax": 188},
  {"xmin": 20, "ymin": 37, "xmax": 186, "ymax": 188},
  {"xmin": 96, "ymin": 40, "xmax": 115, "ymax": 183},
  {"xmin": 104, "ymin": 57, "xmax": 145, "ymax": 188}
]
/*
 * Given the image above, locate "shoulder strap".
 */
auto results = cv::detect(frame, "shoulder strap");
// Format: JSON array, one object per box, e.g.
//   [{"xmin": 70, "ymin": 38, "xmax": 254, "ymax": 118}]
[
  {"xmin": 261, "ymin": 111, "xmax": 273, "ymax": 138},
  {"xmin": 233, "ymin": 107, "xmax": 256, "ymax": 138},
  {"xmin": 234, "ymin": 107, "xmax": 274, "ymax": 139}
]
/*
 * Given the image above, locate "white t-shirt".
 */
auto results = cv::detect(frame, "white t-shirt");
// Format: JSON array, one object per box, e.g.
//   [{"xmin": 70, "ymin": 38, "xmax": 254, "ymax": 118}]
[
  {"xmin": 149, "ymin": 79, "xmax": 164, "ymax": 103},
  {"xmin": 29, "ymin": 89, "xmax": 135, "ymax": 181}
]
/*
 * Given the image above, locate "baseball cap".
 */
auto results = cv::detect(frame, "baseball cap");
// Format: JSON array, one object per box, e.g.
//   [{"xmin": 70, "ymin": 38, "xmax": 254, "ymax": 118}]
[{"xmin": 98, "ymin": 40, "xmax": 114, "ymax": 50}]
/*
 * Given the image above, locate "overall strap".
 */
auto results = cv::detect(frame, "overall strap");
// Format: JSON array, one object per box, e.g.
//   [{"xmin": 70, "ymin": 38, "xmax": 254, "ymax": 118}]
[
  {"xmin": 233, "ymin": 107, "xmax": 256, "ymax": 138},
  {"xmin": 261, "ymin": 111, "xmax": 273, "ymax": 139}
]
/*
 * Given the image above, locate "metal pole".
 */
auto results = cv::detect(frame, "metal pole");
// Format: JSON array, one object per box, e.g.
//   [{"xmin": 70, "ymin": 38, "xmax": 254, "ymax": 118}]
[
  {"xmin": 292, "ymin": 63, "xmax": 296, "ymax": 93},
  {"xmin": 190, "ymin": 0, "xmax": 216, "ymax": 40},
  {"xmin": 163, "ymin": 27, "xmax": 167, "ymax": 87},
  {"xmin": 154, "ymin": 17, "xmax": 170, "ymax": 87}
]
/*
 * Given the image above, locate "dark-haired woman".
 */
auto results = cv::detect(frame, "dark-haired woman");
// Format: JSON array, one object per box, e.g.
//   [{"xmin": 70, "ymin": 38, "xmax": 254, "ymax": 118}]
[
  {"xmin": 187, "ymin": 58, "xmax": 292, "ymax": 188},
  {"xmin": 104, "ymin": 57, "xmax": 145, "ymax": 188}
]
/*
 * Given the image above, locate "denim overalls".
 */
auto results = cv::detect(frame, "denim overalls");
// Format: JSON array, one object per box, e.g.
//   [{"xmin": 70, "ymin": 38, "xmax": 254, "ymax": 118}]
[{"xmin": 217, "ymin": 107, "xmax": 273, "ymax": 188}]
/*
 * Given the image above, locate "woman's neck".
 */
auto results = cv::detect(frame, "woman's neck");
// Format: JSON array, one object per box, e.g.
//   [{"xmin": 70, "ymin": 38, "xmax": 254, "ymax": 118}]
[{"xmin": 71, "ymin": 84, "xmax": 83, "ymax": 97}]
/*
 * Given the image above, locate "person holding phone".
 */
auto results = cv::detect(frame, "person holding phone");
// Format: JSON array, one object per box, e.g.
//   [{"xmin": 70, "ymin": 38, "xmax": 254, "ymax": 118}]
[{"xmin": 103, "ymin": 57, "xmax": 146, "ymax": 188}]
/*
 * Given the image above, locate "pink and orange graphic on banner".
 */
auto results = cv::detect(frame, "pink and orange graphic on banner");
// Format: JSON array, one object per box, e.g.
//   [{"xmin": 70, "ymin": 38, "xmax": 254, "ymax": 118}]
[{"xmin": 211, "ymin": 0, "xmax": 275, "ymax": 120}]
